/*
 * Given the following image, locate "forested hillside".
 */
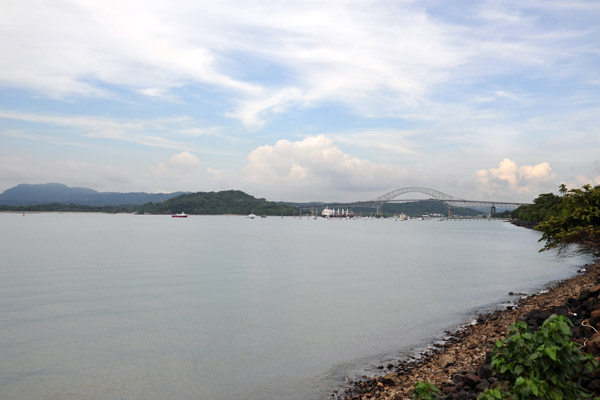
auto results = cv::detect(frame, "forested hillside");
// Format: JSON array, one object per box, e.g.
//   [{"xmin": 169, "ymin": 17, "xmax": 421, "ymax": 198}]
[
  {"xmin": 137, "ymin": 190, "xmax": 298, "ymax": 216},
  {"xmin": 511, "ymin": 193, "xmax": 563, "ymax": 228}
]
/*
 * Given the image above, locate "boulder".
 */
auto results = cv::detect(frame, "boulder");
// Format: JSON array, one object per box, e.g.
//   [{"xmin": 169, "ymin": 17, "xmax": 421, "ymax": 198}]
[
  {"xmin": 475, "ymin": 379, "xmax": 490, "ymax": 392},
  {"xmin": 439, "ymin": 354, "xmax": 456, "ymax": 369},
  {"xmin": 589, "ymin": 284, "xmax": 600, "ymax": 296},
  {"xmin": 382, "ymin": 373, "xmax": 401, "ymax": 385},
  {"xmin": 485, "ymin": 352, "xmax": 493, "ymax": 364},
  {"xmin": 443, "ymin": 385, "xmax": 458, "ymax": 394},
  {"xmin": 580, "ymin": 289, "xmax": 593, "ymax": 301},
  {"xmin": 478, "ymin": 364, "xmax": 492, "ymax": 380},
  {"xmin": 586, "ymin": 332, "xmax": 600, "ymax": 355},
  {"xmin": 463, "ymin": 373, "xmax": 481, "ymax": 388},
  {"xmin": 452, "ymin": 373, "xmax": 465, "ymax": 384},
  {"xmin": 456, "ymin": 390, "xmax": 469, "ymax": 400},
  {"xmin": 590, "ymin": 310, "xmax": 600, "ymax": 326},
  {"xmin": 583, "ymin": 298, "xmax": 597, "ymax": 312}
]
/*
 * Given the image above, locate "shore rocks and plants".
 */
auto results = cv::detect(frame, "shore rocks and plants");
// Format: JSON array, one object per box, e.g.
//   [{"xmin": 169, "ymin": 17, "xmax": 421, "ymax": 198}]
[
  {"xmin": 339, "ymin": 185, "xmax": 600, "ymax": 400},
  {"xmin": 338, "ymin": 261, "xmax": 600, "ymax": 400}
]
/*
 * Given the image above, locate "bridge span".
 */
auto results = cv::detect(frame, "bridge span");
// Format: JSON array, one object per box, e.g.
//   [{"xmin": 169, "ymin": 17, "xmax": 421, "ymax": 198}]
[{"xmin": 303, "ymin": 187, "xmax": 531, "ymax": 217}]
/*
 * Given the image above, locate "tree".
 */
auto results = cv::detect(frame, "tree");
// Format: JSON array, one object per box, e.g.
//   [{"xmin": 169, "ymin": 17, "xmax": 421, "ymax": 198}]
[
  {"xmin": 535, "ymin": 184, "xmax": 600, "ymax": 253},
  {"xmin": 511, "ymin": 193, "xmax": 562, "ymax": 225},
  {"xmin": 559, "ymin": 183, "xmax": 568, "ymax": 196}
]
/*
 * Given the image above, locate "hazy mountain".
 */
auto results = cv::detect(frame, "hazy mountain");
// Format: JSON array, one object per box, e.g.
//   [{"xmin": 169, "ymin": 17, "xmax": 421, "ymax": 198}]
[{"xmin": 0, "ymin": 183, "xmax": 185, "ymax": 206}]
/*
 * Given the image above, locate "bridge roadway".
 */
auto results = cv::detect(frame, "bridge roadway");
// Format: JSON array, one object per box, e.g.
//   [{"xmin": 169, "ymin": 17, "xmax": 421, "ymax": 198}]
[{"xmin": 299, "ymin": 187, "xmax": 531, "ymax": 217}]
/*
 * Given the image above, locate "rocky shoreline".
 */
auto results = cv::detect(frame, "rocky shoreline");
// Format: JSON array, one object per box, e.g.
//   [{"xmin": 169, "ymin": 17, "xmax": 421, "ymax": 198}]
[{"xmin": 337, "ymin": 260, "xmax": 600, "ymax": 400}]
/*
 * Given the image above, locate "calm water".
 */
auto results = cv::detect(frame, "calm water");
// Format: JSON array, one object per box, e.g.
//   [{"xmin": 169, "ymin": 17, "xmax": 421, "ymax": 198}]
[{"xmin": 0, "ymin": 213, "xmax": 591, "ymax": 400}]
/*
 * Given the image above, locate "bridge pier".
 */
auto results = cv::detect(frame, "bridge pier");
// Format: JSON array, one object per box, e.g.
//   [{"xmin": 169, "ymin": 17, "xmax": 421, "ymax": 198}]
[
  {"xmin": 448, "ymin": 206, "xmax": 454, "ymax": 217},
  {"xmin": 490, "ymin": 204, "xmax": 496, "ymax": 217}
]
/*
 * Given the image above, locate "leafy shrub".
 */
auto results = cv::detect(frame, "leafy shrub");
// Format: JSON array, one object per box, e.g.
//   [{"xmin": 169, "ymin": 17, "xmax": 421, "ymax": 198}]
[
  {"xmin": 413, "ymin": 381, "xmax": 443, "ymax": 400},
  {"xmin": 480, "ymin": 314, "xmax": 598, "ymax": 400}
]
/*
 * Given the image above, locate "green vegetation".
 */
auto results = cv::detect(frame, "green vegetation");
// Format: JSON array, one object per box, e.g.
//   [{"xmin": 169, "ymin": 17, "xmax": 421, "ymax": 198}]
[
  {"xmin": 535, "ymin": 185, "xmax": 600, "ymax": 253},
  {"xmin": 494, "ymin": 210, "xmax": 512, "ymax": 218},
  {"xmin": 413, "ymin": 381, "xmax": 443, "ymax": 400},
  {"xmin": 480, "ymin": 315, "xmax": 598, "ymax": 400},
  {"xmin": 413, "ymin": 315, "xmax": 598, "ymax": 400},
  {"xmin": 0, "ymin": 190, "xmax": 299, "ymax": 216},
  {"xmin": 510, "ymin": 184, "xmax": 600, "ymax": 254},
  {"xmin": 137, "ymin": 190, "xmax": 298, "ymax": 215},
  {"xmin": 511, "ymin": 193, "xmax": 563, "ymax": 226}
]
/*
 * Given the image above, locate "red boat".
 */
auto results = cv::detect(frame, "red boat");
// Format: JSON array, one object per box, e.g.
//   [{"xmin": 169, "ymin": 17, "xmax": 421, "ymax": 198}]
[{"xmin": 172, "ymin": 212, "xmax": 188, "ymax": 218}]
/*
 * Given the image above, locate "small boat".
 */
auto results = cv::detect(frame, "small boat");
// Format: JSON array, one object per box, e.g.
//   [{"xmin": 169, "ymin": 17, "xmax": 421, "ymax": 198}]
[
  {"xmin": 247, "ymin": 213, "xmax": 256, "ymax": 219},
  {"xmin": 172, "ymin": 212, "xmax": 188, "ymax": 218}
]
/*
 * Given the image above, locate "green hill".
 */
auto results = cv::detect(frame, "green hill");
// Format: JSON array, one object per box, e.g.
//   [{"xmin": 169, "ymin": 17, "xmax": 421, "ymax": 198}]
[{"xmin": 137, "ymin": 190, "xmax": 298, "ymax": 216}]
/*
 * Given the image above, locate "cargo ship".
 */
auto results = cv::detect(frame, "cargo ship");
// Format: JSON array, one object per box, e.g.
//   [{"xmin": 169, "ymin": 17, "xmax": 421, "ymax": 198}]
[{"xmin": 321, "ymin": 207, "xmax": 355, "ymax": 218}]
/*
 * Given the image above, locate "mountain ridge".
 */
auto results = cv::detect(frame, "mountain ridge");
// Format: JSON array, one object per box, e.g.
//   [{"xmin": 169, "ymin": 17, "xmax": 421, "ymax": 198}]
[{"xmin": 0, "ymin": 183, "xmax": 185, "ymax": 206}]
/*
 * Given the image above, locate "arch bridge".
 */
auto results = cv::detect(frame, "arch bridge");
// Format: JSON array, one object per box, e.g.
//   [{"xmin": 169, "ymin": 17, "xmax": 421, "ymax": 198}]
[{"xmin": 314, "ymin": 187, "xmax": 531, "ymax": 217}]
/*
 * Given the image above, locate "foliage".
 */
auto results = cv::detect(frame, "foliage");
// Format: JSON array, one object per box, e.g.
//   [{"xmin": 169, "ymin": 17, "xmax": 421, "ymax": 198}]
[
  {"xmin": 413, "ymin": 381, "xmax": 443, "ymax": 400},
  {"xmin": 559, "ymin": 184, "xmax": 568, "ymax": 196},
  {"xmin": 137, "ymin": 190, "xmax": 298, "ymax": 215},
  {"xmin": 495, "ymin": 210, "xmax": 512, "ymax": 218},
  {"xmin": 479, "ymin": 314, "xmax": 598, "ymax": 400},
  {"xmin": 0, "ymin": 190, "xmax": 300, "ymax": 216},
  {"xmin": 511, "ymin": 193, "xmax": 563, "ymax": 225},
  {"xmin": 535, "ymin": 185, "xmax": 600, "ymax": 253}
]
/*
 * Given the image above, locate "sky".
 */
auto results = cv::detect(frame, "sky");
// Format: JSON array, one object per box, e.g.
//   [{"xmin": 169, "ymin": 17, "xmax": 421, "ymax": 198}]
[{"xmin": 0, "ymin": 0, "xmax": 599, "ymax": 203}]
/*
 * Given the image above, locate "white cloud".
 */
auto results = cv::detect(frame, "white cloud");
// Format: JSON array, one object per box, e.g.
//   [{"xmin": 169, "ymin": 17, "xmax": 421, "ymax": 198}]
[
  {"xmin": 566, "ymin": 160, "xmax": 600, "ymax": 188},
  {"xmin": 146, "ymin": 152, "xmax": 229, "ymax": 192},
  {"xmin": 0, "ymin": 1, "xmax": 260, "ymax": 98},
  {"xmin": 569, "ymin": 175, "xmax": 600, "ymax": 188},
  {"xmin": 1, "ymin": 1, "xmax": 597, "ymax": 129},
  {"xmin": 168, "ymin": 151, "xmax": 201, "ymax": 167},
  {"xmin": 475, "ymin": 158, "xmax": 557, "ymax": 199},
  {"xmin": 242, "ymin": 135, "xmax": 413, "ymax": 201},
  {"xmin": 0, "ymin": 109, "xmax": 220, "ymax": 150}
]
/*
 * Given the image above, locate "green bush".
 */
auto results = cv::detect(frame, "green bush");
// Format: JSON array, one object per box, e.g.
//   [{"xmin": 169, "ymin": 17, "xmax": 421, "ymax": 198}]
[
  {"xmin": 480, "ymin": 314, "xmax": 598, "ymax": 400},
  {"xmin": 413, "ymin": 381, "xmax": 443, "ymax": 400}
]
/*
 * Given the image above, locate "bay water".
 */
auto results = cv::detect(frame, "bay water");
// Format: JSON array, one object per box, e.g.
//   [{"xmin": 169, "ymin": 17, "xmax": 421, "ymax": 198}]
[{"xmin": 0, "ymin": 213, "xmax": 591, "ymax": 400}]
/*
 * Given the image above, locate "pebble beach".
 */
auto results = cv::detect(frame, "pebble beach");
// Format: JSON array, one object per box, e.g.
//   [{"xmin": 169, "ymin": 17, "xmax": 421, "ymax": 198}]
[{"xmin": 339, "ymin": 260, "xmax": 600, "ymax": 400}]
